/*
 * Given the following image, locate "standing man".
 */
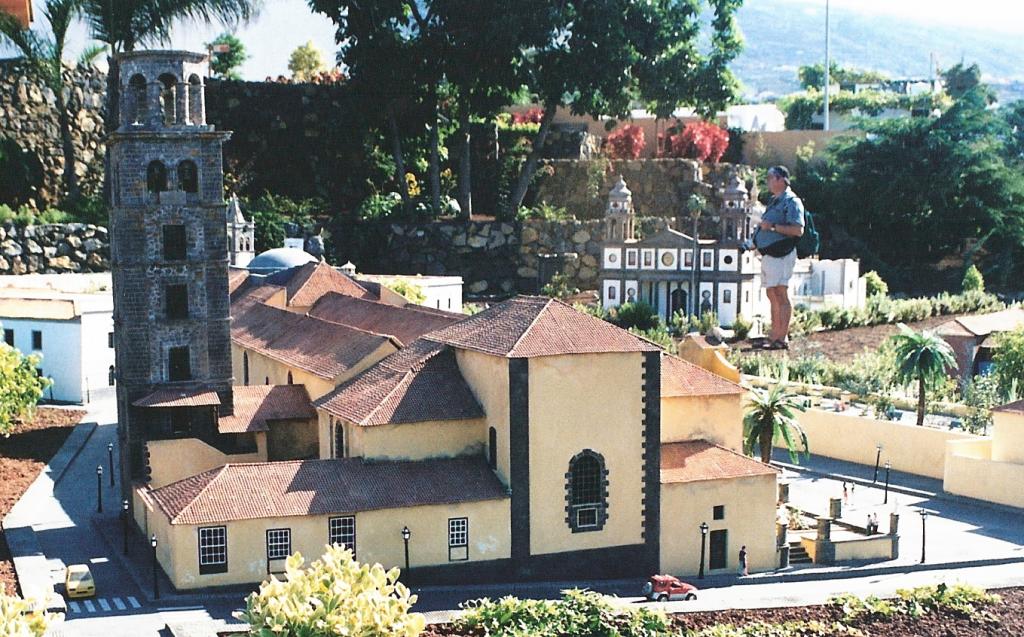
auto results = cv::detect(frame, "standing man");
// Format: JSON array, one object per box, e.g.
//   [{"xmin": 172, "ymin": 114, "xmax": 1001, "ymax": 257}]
[
  {"xmin": 754, "ymin": 165, "xmax": 805, "ymax": 349},
  {"xmin": 738, "ymin": 545, "xmax": 749, "ymax": 576}
]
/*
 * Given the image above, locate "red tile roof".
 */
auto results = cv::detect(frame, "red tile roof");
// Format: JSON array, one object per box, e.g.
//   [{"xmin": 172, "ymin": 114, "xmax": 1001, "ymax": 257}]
[
  {"xmin": 660, "ymin": 440, "xmax": 777, "ymax": 484},
  {"xmin": 992, "ymin": 399, "xmax": 1024, "ymax": 415},
  {"xmin": 281, "ymin": 261, "xmax": 372, "ymax": 307},
  {"xmin": 660, "ymin": 353, "xmax": 743, "ymax": 398},
  {"xmin": 228, "ymin": 269, "xmax": 250, "ymax": 295},
  {"xmin": 425, "ymin": 296, "xmax": 659, "ymax": 358},
  {"xmin": 0, "ymin": 0, "xmax": 32, "ymax": 26},
  {"xmin": 936, "ymin": 309, "xmax": 1024, "ymax": 337},
  {"xmin": 232, "ymin": 302, "xmax": 398, "ymax": 380},
  {"xmin": 307, "ymin": 293, "xmax": 463, "ymax": 346},
  {"xmin": 218, "ymin": 385, "xmax": 317, "ymax": 434},
  {"xmin": 148, "ymin": 456, "xmax": 508, "ymax": 524},
  {"xmin": 315, "ymin": 339, "xmax": 484, "ymax": 426},
  {"xmin": 133, "ymin": 389, "xmax": 221, "ymax": 408}
]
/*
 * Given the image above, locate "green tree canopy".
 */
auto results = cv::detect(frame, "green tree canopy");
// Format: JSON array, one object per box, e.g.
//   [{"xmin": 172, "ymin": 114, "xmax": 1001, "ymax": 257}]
[
  {"xmin": 888, "ymin": 324, "xmax": 956, "ymax": 427},
  {"xmin": 287, "ymin": 40, "xmax": 326, "ymax": 81},
  {"xmin": 207, "ymin": 32, "xmax": 247, "ymax": 80},
  {"xmin": 993, "ymin": 327, "xmax": 1024, "ymax": 399},
  {"xmin": 798, "ymin": 61, "xmax": 888, "ymax": 90},
  {"xmin": 0, "ymin": 331, "xmax": 51, "ymax": 435},
  {"xmin": 742, "ymin": 384, "xmax": 808, "ymax": 464},
  {"xmin": 962, "ymin": 264, "xmax": 985, "ymax": 292}
]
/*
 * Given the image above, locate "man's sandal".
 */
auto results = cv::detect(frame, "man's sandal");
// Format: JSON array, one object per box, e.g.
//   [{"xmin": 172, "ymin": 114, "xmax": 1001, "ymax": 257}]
[{"xmin": 764, "ymin": 340, "xmax": 789, "ymax": 350}]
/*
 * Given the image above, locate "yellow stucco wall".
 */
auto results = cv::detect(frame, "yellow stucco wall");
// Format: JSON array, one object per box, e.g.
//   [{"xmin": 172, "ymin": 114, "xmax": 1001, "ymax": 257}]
[
  {"xmin": 992, "ymin": 411, "xmax": 1024, "ymax": 464},
  {"xmin": 676, "ymin": 339, "xmax": 741, "ymax": 384},
  {"xmin": 456, "ymin": 349, "xmax": 511, "ymax": 485},
  {"xmin": 350, "ymin": 418, "xmax": 486, "ymax": 461},
  {"xmin": 944, "ymin": 446, "xmax": 1024, "ymax": 509},
  {"xmin": 528, "ymin": 352, "xmax": 645, "ymax": 555},
  {"xmin": 661, "ymin": 394, "xmax": 742, "ymax": 451},
  {"xmin": 267, "ymin": 419, "xmax": 318, "ymax": 460},
  {"xmin": 660, "ymin": 474, "xmax": 777, "ymax": 575},
  {"xmin": 832, "ymin": 536, "xmax": 894, "ymax": 562},
  {"xmin": 147, "ymin": 438, "xmax": 265, "ymax": 488},
  {"xmin": 152, "ymin": 498, "xmax": 510, "ymax": 589},
  {"xmin": 778, "ymin": 408, "xmax": 975, "ymax": 480}
]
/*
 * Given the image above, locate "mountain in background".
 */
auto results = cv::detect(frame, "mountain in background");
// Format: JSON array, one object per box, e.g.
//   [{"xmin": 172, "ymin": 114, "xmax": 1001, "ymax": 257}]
[{"xmin": 732, "ymin": 0, "xmax": 1024, "ymax": 104}]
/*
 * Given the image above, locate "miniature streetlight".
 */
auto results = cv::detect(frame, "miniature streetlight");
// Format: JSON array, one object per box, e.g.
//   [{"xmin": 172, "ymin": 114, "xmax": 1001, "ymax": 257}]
[
  {"xmin": 872, "ymin": 444, "xmax": 883, "ymax": 484},
  {"xmin": 151, "ymin": 534, "xmax": 159, "ymax": 599},
  {"xmin": 121, "ymin": 499, "xmax": 130, "ymax": 555},
  {"xmin": 919, "ymin": 509, "xmax": 929, "ymax": 563},
  {"xmin": 401, "ymin": 526, "xmax": 411, "ymax": 581},
  {"xmin": 96, "ymin": 465, "xmax": 103, "ymax": 513},
  {"xmin": 107, "ymin": 443, "xmax": 115, "ymax": 487},
  {"xmin": 698, "ymin": 522, "xmax": 709, "ymax": 580},
  {"xmin": 883, "ymin": 461, "xmax": 892, "ymax": 505}
]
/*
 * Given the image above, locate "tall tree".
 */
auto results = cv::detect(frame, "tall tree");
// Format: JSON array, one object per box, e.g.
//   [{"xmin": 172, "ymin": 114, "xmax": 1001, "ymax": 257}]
[
  {"xmin": 79, "ymin": 0, "xmax": 259, "ymax": 201},
  {"xmin": 889, "ymin": 324, "xmax": 956, "ymax": 427},
  {"xmin": 1, "ymin": 0, "xmax": 102, "ymax": 202},
  {"xmin": 742, "ymin": 384, "xmax": 808, "ymax": 464},
  {"xmin": 207, "ymin": 32, "xmax": 247, "ymax": 80},
  {"xmin": 287, "ymin": 40, "xmax": 326, "ymax": 81},
  {"xmin": 505, "ymin": 0, "xmax": 744, "ymax": 215},
  {"xmin": 0, "ymin": 325, "xmax": 52, "ymax": 435}
]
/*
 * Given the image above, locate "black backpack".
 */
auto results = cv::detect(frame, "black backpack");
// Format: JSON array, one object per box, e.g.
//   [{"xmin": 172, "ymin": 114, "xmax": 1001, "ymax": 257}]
[{"xmin": 796, "ymin": 210, "xmax": 820, "ymax": 258}]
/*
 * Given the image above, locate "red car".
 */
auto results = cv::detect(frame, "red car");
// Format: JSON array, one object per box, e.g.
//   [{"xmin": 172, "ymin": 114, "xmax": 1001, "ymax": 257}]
[{"xmin": 642, "ymin": 574, "xmax": 698, "ymax": 602}]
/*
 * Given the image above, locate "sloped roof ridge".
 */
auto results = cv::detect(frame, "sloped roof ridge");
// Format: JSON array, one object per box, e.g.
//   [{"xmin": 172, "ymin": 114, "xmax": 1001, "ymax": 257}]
[
  {"xmin": 361, "ymin": 369, "xmax": 416, "ymax": 425},
  {"xmin": 169, "ymin": 464, "xmax": 230, "ymax": 524},
  {"xmin": 508, "ymin": 296, "xmax": 557, "ymax": 357}
]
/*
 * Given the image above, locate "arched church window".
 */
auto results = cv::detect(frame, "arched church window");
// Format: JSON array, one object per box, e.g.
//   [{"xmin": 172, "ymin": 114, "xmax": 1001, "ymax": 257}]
[
  {"xmin": 488, "ymin": 427, "xmax": 497, "ymax": 470},
  {"xmin": 287, "ymin": 371, "xmax": 293, "ymax": 384},
  {"xmin": 158, "ymin": 73, "xmax": 177, "ymax": 125},
  {"xmin": 177, "ymin": 160, "xmax": 198, "ymax": 193},
  {"xmin": 566, "ymin": 450, "xmax": 608, "ymax": 532},
  {"xmin": 333, "ymin": 420, "xmax": 345, "ymax": 458},
  {"xmin": 243, "ymin": 351, "xmax": 249, "ymax": 385},
  {"xmin": 147, "ymin": 161, "xmax": 167, "ymax": 193},
  {"xmin": 128, "ymin": 74, "xmax": 146, "ymax": 124}
]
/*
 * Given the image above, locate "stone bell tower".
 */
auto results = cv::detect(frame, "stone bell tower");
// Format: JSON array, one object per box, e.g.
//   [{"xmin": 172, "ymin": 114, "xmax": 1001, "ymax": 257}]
[
  {"xmin": 604, "ymin": 176, "xmax": 636, "ymax": 242},
  {"xmin": 718, "ymin": 173, "xmax": 756, "ymax": 245},
  {"xmin": 227, "ymin": 194, "xmax": 255, "ymax": 268},
  {"xmin": 108, "ymin": 51, "xmax": 234, "ymax": 490}
]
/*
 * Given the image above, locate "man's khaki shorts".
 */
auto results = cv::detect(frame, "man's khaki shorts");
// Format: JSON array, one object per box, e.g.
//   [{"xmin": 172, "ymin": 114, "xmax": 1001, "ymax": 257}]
[{"xmin": 761, "ymin": 250, "xmax": 797, "ymax": 288}]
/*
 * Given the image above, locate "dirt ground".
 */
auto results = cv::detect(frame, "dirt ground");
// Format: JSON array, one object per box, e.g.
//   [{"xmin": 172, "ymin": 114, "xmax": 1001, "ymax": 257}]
[
  {"xmin": 424, "ymin": 587, "xmax": 1024, "ymax": 636},
  {"xmin": 741, "ymin": 314, "xmax": 965, "ymax": 363},
  {"xmin": 0, "ymin": 407, "xmax": 85, "ymax": 596}
]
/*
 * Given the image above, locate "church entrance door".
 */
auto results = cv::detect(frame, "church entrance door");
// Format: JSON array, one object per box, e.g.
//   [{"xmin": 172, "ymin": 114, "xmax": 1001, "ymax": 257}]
[{"xmin": 670, "ymin": 288, "xmax": 688, "ymax": 319}]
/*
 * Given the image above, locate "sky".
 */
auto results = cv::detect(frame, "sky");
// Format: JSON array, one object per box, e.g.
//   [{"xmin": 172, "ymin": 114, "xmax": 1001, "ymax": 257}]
[{"xmin": 3, "ymin": 0, "xmax": 1024, "ymax": 79}]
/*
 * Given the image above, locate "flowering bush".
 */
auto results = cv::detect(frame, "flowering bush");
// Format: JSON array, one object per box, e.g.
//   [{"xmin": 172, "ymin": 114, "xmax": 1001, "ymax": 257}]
[
  {"xmin": 604, "ymin": 124, "xmax": 646, "ymax": 159},
  {"xmin": 512, "ymin": 108, "xmax": 545, "ymax": 124},
  {"xmin": 661, "ymin": 121, "xmax": 730, "ymax": 162}
]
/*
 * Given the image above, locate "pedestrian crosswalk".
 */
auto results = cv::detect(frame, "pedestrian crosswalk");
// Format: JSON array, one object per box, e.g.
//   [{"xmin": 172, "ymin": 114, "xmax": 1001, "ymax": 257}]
[{"xmin": 67, "ymin": 596, "xmax": 141, "ymax": 614}]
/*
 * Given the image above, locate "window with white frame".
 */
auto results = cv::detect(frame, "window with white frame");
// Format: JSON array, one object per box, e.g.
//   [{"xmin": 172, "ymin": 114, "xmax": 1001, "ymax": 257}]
[
  {"xmin": 329, "ymin": 516, "xmax": 356, "ymax": 557},
  {"xmin": 448, "ymin": 517, "xmax": 469, "ymax": 561},
  {"xmin": 198, "ymin": 526, "xmax": 227, "ymax": 574},
  {"xmin": 266, "ymin": 528, "xmax": 291, "ymax": 560}
]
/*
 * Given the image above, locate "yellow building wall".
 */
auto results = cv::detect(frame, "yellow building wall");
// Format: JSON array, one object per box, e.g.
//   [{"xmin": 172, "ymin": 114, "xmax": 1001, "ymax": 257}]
[
  {"xmin": 676, "ymin": 339, "xmax": 741, "ymax": 384},
  {"xmin": 661, "ymin": 394, "xmax": 743, "ymax": 451},
  {"xmin": 778, "ymin": 408, "xmax": 975, "ymax": 480},
  {"xmin": 153, "ymin": 498, "xmax": 510, "ymax": 589},
  {"xmin": 944, "ymin": 449, "xmax": 1024, "ymax": 509},
  {"xmin": 267, "ymin": 419, "xmax": 319, "ymax": 460},
  {"xmin": 231, "ymin": 345, "xmax": 335, "ymax": 399},
  {"xmin": 351, "ymin": 418, "xmax": 486, "ymax": 461},
  {"xmin": 528, "ymin": 352, "xmax": 645, "ymax": 556},
  {"xmin": 660, "ymin": 474, "xmax": 777, "ymax": 575},
  {"xmin": 147, "ymin": 438, "xmax": 265, "ymax": 488},
  {"xmin": 992, "ymin": 411, "xmax": 1024, "ymax": 464},
  {"xmin": 456, "ymin": 349, "xmax": 511, "ymax": 485},
  {"xmin": 832, "ymin": 536, "xmax": 894, "ymax": 562}
]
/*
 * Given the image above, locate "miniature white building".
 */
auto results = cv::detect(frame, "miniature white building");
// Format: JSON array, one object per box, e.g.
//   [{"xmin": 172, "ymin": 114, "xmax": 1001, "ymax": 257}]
[
  {"xmin": 0, "ymin": 274, "xmax": 115, "ymax": 403},
  {"xmin": 227, "ymin": 194, "xmax": 255, "ymax": 268}
]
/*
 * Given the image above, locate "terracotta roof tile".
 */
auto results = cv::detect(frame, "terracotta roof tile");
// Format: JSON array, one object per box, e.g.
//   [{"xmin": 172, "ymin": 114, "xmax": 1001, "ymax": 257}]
[
  {"xmin": 148, "ymin": 456, "xmax": 508, "ymax": 524},
  {"xmin": 992, "ymin": 399, "xmax": 1024, "ymax": 415},
  {"xmin": 660, "ymin": 353, "xmax": 743, "ymax": 397},
  {"xmin": 315, "ymin": 340, "xmax": 484, "ymax": 425},
  {"xmin": 308, "ymin": 293, "xmax": 463, "ymax": 346},
  {"xmin": 218, "ymin": 385, "xmax": 317, "ymax": 433},
  {"xmin": 274, "ymin": 261, "xmax": 372, "ymax": 307},
  {"xmin": 232, "ymin": 302, "xmax": 397, "ymax": 379},
  {"xmin": 133, "ymin": 389, "xmax": 221, "ymax": 408},
  {"xmin": 425, "ymin": 296, "xmax": 659, "ymax": 358},
  {"xmin": 660, "ymin": 440, "xmax": 777, "ymax": 484},
  {"xmin": 228, "ymin": 269, "xmax": 250, "ymax": 295}
]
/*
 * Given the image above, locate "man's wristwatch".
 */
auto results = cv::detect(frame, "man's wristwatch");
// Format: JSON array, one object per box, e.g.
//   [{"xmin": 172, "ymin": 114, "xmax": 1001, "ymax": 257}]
[{"xmin": 771, "ymin": 224, "xmax": 777, "ymax": 232}]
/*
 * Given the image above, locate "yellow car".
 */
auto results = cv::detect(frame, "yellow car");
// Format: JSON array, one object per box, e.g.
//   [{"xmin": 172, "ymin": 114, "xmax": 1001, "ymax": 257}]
[{"xmin": 65, "ymin": 564, "xmax": 95, "ymax": 599}]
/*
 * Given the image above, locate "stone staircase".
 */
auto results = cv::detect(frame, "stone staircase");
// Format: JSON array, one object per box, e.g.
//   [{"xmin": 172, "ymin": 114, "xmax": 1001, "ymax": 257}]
[{"xmin": 788, "ymin": 541, "xmax": 813, "ymax": 565}]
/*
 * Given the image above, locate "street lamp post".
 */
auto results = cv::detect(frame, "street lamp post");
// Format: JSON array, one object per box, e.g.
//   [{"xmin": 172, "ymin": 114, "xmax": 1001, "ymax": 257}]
[
  {"xmin": 401, "ymin": 526, "xmax": 411, "ymax": 582},
  {"xmin": 883, "ymin": 461, "xmax": 892, "ymax": 505},
  {"xmin": 698, "ymin": 522, "xmax": 709, "ymax": 580},
  {"xmin": 151, "ymin": 535, "xmax": 159, "ymax": 599},
  {"xmin": 107, "ymin": 443, "xmax": 115, "ymax": 487},
  {"xmin": 96, "ymin": 466, "xmax": 103, "ymax": 513},
  {"xmin": 121, "ymin": 499, "xmax": 130, "ymax": 555},
  {"xmin": 872, "ymin": 444, "xmax": 883, "ymax": 484},
  {"xmin": 919, "ymin": 510, "xmax": 928, "ymax": 563}
]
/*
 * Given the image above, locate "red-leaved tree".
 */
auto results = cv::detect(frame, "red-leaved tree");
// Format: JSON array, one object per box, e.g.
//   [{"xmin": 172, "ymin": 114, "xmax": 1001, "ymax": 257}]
[
  {"xmin": 604, "ymin": 124, "xmax": 646, "ymax": 159},
  {"xmin": 512, "ymin": 108, "xmax": 545, "ymax": 124},
  {"xmin": 662, "ymin": 121, "xmax": 729, "ymax": 162}
]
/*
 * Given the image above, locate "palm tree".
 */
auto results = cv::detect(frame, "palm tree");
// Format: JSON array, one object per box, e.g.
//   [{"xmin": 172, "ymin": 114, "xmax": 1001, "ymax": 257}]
[
  {"xmin": 889, "ymin": 324, "xmax": 956, "ymax": 427},
  {"xmin": 0, "ymin": 0, "xmax": 103, "ymax": 202},
  {"xmin": 743, "ymin": 384, "xmax": 808, "ymax": 464},
  {"xmin": 78, "ymin": 0, "xmax": 260, "ymax": 199}
]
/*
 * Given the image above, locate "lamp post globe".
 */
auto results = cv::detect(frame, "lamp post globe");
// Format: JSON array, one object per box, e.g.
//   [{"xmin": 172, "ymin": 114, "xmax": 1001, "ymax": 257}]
[
  {"xmin": 698, "ymin": 522, "xmax": 709, "ymax": 580},
  {"xmin": 883, "ymin": 460, "xmax": 892, "ymax": 505},
  {"xmin": 401, "ymin": 526, "xmax": 411, "ymax": 582},
  {"xmin": 873, "ymin": 444, "xmax": 883, "ymax": 484},
  {"xmin": 151, "ymin": 534, "xmax": 160, "ymax": 599},
  {"xmin": 107, "ymin": 442, "xmax": 115, "ymax": 487},
  {"xmin": 919, "ymin": 510, "xmax": 928, "ymax": 563},
  {"xmin": 121, "ymin": 499, "xmax": 130, "ymax": 555},
  {"xmin": 96, "ymin": 465, "xmax": 103, "ymax": 513}
]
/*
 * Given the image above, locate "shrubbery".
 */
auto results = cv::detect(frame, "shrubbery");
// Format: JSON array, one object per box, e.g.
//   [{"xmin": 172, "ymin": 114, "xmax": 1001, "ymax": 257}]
[
  {"xmin": 0, "ymin": 584, "xmax": 59, "ymax": 637},
  {"xmin": 790, "ymin": 291, "xmax": 1004, "ymax": 336},
  {"xmin": 604, "ymin": 124, "xmax": 646, "ymax": 160},
  {"xmin": 962, "ymin": 264, "xmax": 985, "ymax": 292},
  {"xmin": 659, "ymin": 121, "xmax": 730, "ymax": 162},
  {"xmin": 831, "ymin": 583, "xmax": 999, "ymax": 622},
  {"xmin": 863, "ymin": 270, "xmax": 888, "ymax": 297}
]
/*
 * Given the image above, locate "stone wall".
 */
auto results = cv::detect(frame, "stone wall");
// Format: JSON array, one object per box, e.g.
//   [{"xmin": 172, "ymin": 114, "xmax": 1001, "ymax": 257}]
[
  {"xmin": 0, "ymin": 61, "xmax": 107, "ymax": 204},
  {"xmin": 0, "ymin": 223, "xmax": 109, "ymax": 274},
  {"xmin": 531, "ymin": 158, "xmax": 753, "ymax": 219}
]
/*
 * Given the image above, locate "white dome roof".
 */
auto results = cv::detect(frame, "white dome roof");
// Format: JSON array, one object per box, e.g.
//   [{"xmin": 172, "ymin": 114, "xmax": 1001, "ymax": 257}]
[{"xmin": 247, "ymin": 247, "xmax": 316, "ymax": 274}]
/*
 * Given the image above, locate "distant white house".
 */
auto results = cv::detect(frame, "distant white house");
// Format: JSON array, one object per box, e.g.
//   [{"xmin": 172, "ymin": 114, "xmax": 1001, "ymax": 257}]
[
  {"xmin": 0, "ymin": 273, "xmax": 115, "ymax": 404},
  {"xmin": 344, "ymin": 265, "xmax": 464, "ymax": 313}
]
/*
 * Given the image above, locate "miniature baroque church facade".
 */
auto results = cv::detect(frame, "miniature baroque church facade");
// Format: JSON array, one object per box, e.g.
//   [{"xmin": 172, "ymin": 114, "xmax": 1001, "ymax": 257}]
[{"xmin": 599, "ymin": 175, "xmax": 769, "ymax": 327}]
